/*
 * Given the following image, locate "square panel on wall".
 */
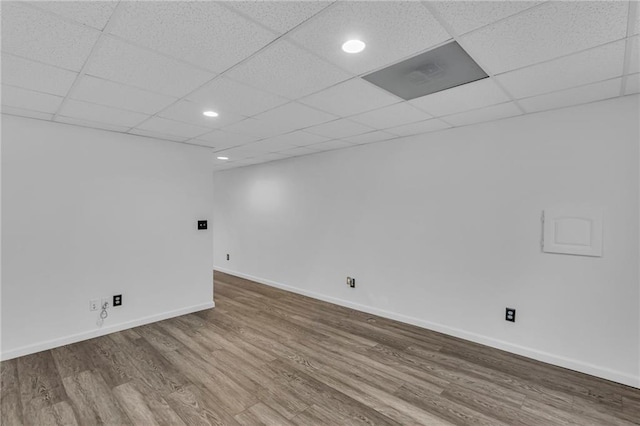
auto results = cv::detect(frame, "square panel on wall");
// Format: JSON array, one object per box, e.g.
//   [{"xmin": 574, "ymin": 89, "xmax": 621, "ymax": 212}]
[{"xmin": 542, "ymin": 207, "xmax": 603, "ymax": 257}]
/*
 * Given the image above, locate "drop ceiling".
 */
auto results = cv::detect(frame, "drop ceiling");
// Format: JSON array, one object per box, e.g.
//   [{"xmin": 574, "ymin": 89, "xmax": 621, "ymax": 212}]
[{"xmin": 1, "ymin": 1, "xmax": 638, "ymax": 171}]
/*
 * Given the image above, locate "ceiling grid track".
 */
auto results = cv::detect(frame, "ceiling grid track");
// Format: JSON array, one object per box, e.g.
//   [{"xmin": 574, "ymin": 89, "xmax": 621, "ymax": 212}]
[
  {"xmin": 620, "ymin": 0, "xmax": 638, "ymax": 96},
  {"xmin": 420, "ymin": 1, "xmax": 526, "ymax": 116},
  {"xmin": 3, "ymin": 0, "xmax": 637, "ymax": 169},
  {"xmin": 124, "ymin": 0, "xmax": 345, "ymax": 136},
  {"xmin": 51, "ymin": 1, "xmax": 124, "ymax": 122}
]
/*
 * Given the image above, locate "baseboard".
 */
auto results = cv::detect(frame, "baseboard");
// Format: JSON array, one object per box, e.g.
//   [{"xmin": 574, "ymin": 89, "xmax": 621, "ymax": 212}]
[
  {"xmin": 214, "ymin": 267, "xmax": 639, "ymax": 389},
  {"xmin": 0, "ymin": 301, "xmax": 215, "ymax": 361}
]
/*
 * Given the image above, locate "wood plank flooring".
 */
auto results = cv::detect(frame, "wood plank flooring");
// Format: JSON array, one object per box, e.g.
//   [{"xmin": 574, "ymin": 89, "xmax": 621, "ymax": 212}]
[{"xmin": 2, "ymin": 271, "xmax": 639, "ymax": 425}]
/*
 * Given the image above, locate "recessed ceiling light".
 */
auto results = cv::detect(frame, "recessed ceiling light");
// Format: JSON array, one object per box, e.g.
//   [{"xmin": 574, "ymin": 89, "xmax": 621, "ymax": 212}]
[
  {"xmin": 342, "ymin": 39, "xmax": 366, "ymax": 54},
  {"xmin": 203, "ymin": 110, "xmax": 219, "ymax": 117},
  {"xmin": 217, "ymin": 156, "xmax": 229, "ymax": 160}
]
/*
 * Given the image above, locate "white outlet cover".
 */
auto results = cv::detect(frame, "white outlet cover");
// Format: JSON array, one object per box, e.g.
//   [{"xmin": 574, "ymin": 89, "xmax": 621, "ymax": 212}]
[{"xmin": 89, "ymin": 299, "xmax": 99, "ymax": 311}]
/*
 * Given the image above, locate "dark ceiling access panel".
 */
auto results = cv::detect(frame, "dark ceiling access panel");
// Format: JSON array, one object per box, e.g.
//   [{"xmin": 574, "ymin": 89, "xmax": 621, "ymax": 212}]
[{"xmin": 363, "ymin": 41, "xmax": 489, "ymax": 100}]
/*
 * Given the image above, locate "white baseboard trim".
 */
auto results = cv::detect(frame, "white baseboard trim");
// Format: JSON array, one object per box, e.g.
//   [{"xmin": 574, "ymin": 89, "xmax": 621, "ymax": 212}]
[
  {"xmin": 215, "ymin": 267, "xmax": 639, "ymax": 389},
  {"xmin": 1, "ymin": 301, "xmax": 215, "ymax": 361}
]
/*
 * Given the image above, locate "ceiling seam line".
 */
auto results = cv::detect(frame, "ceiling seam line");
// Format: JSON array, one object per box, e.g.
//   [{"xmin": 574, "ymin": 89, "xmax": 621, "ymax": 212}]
[
  {"xmin": 514, "ymin": 74, "xmax": 628, "ymax": 102},
  {"xmin": 51, "ymin": 1, "xmax": 124, "ymax": 121},
  {"xmin": 215, "ymin": 0, "xmax": 337, "ymax": 41},
  {"xmin": 16, "ymin": 1, "xmax": 110, "ymax": 32},
  {"xmin": 449, "ymin": 1, "xmax": 550, "ymax": 40},
  {"xmin": 1, "ymin": 52, "xmax": 80, "ymax": 74},
  {"xmin": 620, "ymin": 0, "xmax": 638, "ymax": 96},
  {"xmin": 123, "ymin": 4, "xmax": 349, "ymax": 135},
  {"xmin": 1, "ymin": 110, "xmax": 212, "ymax": 149},
  {"xmin": 491, "ymin": 35, "xmax": 632, "ymax": 77},
  {"xmin": 419, "ymin": 1, "xmax": 526, "ymax": 114}
]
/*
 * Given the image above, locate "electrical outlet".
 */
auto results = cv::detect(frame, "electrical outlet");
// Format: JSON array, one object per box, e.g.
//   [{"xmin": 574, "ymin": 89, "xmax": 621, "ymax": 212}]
[
  {"xmin": 113, "ymin": 294, "xmax": 122, "ymax": 307},
  {"xmin": 505, "ymin": 308, "xmax": 516, "ymax": 322},
  {"xmin": 198, "ymin": 220, "xmax": 207, "ymax": 230},
  {"xmin": 101, "ymin": 298, "xmax": 110, "ymax": 310},
  {"xmin": 89, "ymin": 299, "xmax": 99, "ymax": 311},
  {"xmin": 226, "ymin": 253, "xmax": 230, "ymax": 261},
  {"xmin": 347, "ymin": 277, "xmax": 355, "ymax": 288}
]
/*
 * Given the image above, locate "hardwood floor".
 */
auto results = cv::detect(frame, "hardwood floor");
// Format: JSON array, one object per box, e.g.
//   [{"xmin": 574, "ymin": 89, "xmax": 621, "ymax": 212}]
[{"xmin": 2, "ymin": 271, "xmax": 639, "ymax": 425}]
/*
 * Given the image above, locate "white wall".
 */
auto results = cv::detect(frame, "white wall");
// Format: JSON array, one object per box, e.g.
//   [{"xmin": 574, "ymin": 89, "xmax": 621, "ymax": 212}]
[
  {"xmin": 1, "ymin": 115, "xmax": 214, "ymax": 359},
  {"xmin": 213, "ymin": 95, "xmax": 640, "ymax": 387}
]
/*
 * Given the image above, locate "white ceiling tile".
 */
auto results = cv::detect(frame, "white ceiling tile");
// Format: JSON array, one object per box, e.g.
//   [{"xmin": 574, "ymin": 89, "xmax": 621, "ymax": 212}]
[
  {"xmin": 1, "ymin": 54, "xmax": 77, "ymax": 96},
  {"xmin": 214, "ymin": 146, "xmax": 264, "ymax": 160},
  {"xmin": 1, "ymin": 2, "xmax": 100, "ymax": 71},
  {"xmin": 633, "ymin": 6, "xmax": 640, "ymax": 36},
  {"xmin": 496, "ymin": 40, "xmax": 626, "ymax": 100},
  {"xmin": 259, "ymin": 130, "xmax": 329, "ymax": 147},
  {"xmin": 214, "ymin": 159, "xmax": 243, "ymax": 168},
  {"xmin": 187, "ymin": 76, "xmax": 288, "ymax": 117},
  {"xmin": 350, "ymin": 103, "xmax": 432, "ymax": 130},
  {"xmin": 213, "ymin": 164, "xmax": 240, "ymax": 172},
  {"xmin": 341, "ymin": 130, "xmax": 396, "ymax": 145},
  {"xmin": 233, "ymin": 157, "xmax": 268, "ymax": 166},
  {"xmin": 625, "ymin": 73, "xmax": 640, "ymax": 95},
  {"xmin": 255, "ymin": 152, "xmax": 290, "ymax": 163},
  {"xmin": 135, "ymin": 117, "xmax": 211, "ymax": 139},
  {"xmin": 194, "ymin": 130, "xmax": 259, "ymax": 150},
  {"xmin": 519, "ymin": 78, "xmax": 622, "ymax": 114},
  {"xmin": 385, "ymin": 119, "xmax": 452, "ymax": 137},
  {"xmin": 227, "ymin": 1, "xmax": 332, "ymax": 34},
  {"xmin": 33, "ymin": 1, "xmax": 118, "ymax": 30},
  {"xmin": 55, "ymin": 116, "xmax": 131, "ymax": 133},
  {"xmin": 299, "ymin": 78, "xmax": 400, "ymax": 117},
  {"xmin": 628, "ymin": 36, "xmax": 640, "ymax": 74},
  {"xmin": 429, "ymin": 1, "xmax": 542, "ymax": 36},
  {"xmin": 71, "ymin": 75, "xmax": 177, "ymax": 115},
  {"xmin": 244, "ymin": 138, "xmax": 300, "ymax": 154},
  {"xmin": 225, "ymin": 40, "xmax": 351, "ymax": 99},
  {"xmin": 444, "ymin": 102, "xmax": 522, "ymax": 126},
  {"xmin": 247, "ymin": 130, "xmax": 330, "ymax": 153},
  {"xmin": 222, "ymin": 118, "xmax": 296, "ymax": 139},
  {"xmin": 289, "ymin": 1, "xmax": 450, "ymax": 75},
  {"xmin": 253, "ymin": 102, "xmax": 337, "ymax": 133},
  {"xmin": 159, "ymin": 100, "xmax": 246, "ymax": 129},
  {"xmin": 58, "ymin": 99, "xmax": 149, "ymax": 128},
  {"xmin": 410, "ymin": 78, "xmax": 509, "ymax": 117},
  {"xmin": 304, "ymin": 118, "xmax": 374, "ymax": 139},
  {"xmin": 86, "ymin": 37, "xmax": 215, "ymax": 97},
  {"xmin": 461, "ymin": 1, "xmax": 629, "ymax": 74},
  {"xmin": 275, "ymin": 146, "xmax": 317, "ymax": 157},
  {"xmin": 305, "ymin": 139, "xmax": 354, "ymax": 152},
  {"xmin": 1, "ymin": 85, "xmax": 63, "ymax": 113},
  {"xmin": 108, "ymin": 2, "xmax": 276, "ymax": 72},
  {"xmin": 237, "ymin": 153, "xmax": 289, "ymax": 166},
  {"xmin": 128, "ymin": 128, "xmax": 189, "ymax": 143},
  {"xmin": 187, "ymin": 140, "xmax": 216, "ymax": 149},
  {"xmin": 1, "ymin": 106, "xmax": 54, "ymax": 121}
]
